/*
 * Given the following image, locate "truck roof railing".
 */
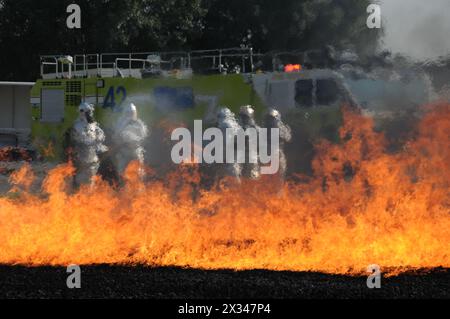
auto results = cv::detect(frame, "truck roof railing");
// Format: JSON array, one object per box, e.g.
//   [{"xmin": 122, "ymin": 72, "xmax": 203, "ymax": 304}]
[
  {"xmin": 39, "ymin": 47, "xmax": 257, "ymax": 79},
  {"xmin": 39, "ymin": 47, "xmax": 339, "ymax": 79}
]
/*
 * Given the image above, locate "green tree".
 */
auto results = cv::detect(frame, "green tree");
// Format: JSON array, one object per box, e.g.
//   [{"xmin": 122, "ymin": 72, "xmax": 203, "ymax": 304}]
[
  {"xmin": 0, "ymin": 0, "xmax": 380, "ymax": 80},
  {"xmin": 0, "ymin": 0, "xmax": 205, "ymax": 80},
  {"xmin": 197, "ymin": 0, "xmax": 380, "ymax": 53}
]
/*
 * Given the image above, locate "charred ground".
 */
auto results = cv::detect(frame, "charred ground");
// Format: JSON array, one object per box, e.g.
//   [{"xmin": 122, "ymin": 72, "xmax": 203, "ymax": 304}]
[{"xmin": 0, "ymin": 266, "xmax": 448, "ymax": 299}]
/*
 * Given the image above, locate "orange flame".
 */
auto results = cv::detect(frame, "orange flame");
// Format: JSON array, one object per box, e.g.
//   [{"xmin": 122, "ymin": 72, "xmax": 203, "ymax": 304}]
[
  {"xmin": 9, "ymin": 163, "xmax": 34, "ymax": 192},
  {"xmin": 0, "ymin": 104, "xmax": 448, "ymax": 275},
  {"xmin": 41, "ymin": 142, "xmax": 55, "ymax": 159},
  {"xmin": 284, "ymin": 64, "xmax": 301, "ymax": 72}
]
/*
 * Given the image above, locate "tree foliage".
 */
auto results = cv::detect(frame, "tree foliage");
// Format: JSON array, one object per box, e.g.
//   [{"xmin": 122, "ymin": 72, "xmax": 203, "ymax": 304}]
[
  {"xmin": 198, "ymin": 0, "xmax": 379, "ymax": 53},
  {"xmin": 0, "ymin": 0, "xmax": 379, "ymax": 80}
]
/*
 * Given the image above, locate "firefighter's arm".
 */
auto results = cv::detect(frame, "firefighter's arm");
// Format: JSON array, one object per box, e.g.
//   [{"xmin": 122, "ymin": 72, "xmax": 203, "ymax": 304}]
[
  {"xmin": 120, "ymin": 123, "xmax": 147, "ymax": 145},
  {"xmin": 282, "ymin": 124, "xmax": 292, "ymax": 143}
]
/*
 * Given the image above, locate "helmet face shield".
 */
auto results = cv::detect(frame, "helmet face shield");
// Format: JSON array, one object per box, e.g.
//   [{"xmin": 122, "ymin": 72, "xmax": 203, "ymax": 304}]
[
  {"xmin": 217, "ymin": 107, "xmax": 233, "ymax": 120},
  {"xmin": 240, "ymin": 105, "xmax": 255, "ymax": 118},
  {"xmin": 266, "ymin": 108, "xmax": 281, "ymax": 122},
  {"xmin": 239, "ymin": 105, "xmax": 255, "ymax": 125},
  {"xmin": 79, "ymin": 102, "xmax": 95, "ymax": 123}
]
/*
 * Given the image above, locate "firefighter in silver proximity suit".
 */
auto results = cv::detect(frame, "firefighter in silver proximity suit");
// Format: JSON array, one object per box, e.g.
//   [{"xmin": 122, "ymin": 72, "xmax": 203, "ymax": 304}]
[
  {"xmin": 264, "ymin": 108, "xmax": 292, "ymax": 180},
  {"xmin": 238, "ymin": 105, "xmax": 260, "ymax": 179},
  {"xmin": 217, "ymin": 107, "xmax": 242, "ymax": 181},
  {"xmin": 112, "ymin": 102, "xmax": 148, "ymax": 178},
  {"xmin": 71, "ymin": 102, "xmax": 108, "ymax": 187}
]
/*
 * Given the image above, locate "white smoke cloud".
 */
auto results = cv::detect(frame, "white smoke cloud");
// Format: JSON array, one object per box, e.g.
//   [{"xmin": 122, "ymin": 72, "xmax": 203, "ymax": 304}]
[{"xmin": 380, "ymin": 0, "xmax": 450, "ymax": 60}]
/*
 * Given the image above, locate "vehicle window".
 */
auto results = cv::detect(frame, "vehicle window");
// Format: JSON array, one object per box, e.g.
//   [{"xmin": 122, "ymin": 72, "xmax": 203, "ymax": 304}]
[
  {"xmin": 295, "ymin": 79, "xmax": 313, "ymax": 108},
  {"xmin": 316, "ymin": 79, "xmax": 339, "ymax": 105},
  {"xmin": 154, "ymin": 86, "xmax": 194, "ymax": 111},
  {"xmin": 41, "ymin": 89, "xmax": 65, "ymax": 123}
]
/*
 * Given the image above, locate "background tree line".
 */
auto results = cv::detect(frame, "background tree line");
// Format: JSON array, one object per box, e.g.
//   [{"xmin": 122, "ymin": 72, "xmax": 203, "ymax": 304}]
[{"xmin": 0, "ymin": 0, "xmax": 379, "ymax": 81}]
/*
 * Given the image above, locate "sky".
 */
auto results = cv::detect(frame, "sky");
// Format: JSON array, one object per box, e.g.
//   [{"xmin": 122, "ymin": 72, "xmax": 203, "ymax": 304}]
[{"xmin": 380, "ymin": 0, "xmax": 450, "ymax": 60}]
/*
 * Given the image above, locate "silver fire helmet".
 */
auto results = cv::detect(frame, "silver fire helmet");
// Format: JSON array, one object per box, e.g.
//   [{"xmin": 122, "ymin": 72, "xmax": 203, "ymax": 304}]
[
  {"xmin": 267, "ymin": 108, "xmax": 281, "ymax": 120},
  {"xmin": 217, "ymin": 107, "xmax": 234, "ymax": 120},
  {"xmin": 239, "ymin": 105, "xmax": 255, "ymax": 118},
  {"xmin": 122, "ymin": 102, "xmax": 138, "ymax": 120},
  {"xmin": 79, "ymin": 102, "xmax": 94, "ymax": 114}
]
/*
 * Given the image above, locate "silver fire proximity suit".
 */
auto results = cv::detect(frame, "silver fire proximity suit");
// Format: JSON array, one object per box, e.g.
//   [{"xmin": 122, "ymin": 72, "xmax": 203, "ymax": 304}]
[
  {"xmin": 217, "ymin": 107, "xmax": 242, "ymax": 181},
  {"xmin": 71, "ymin": 102, "xmax": 108, "ymax": 187},
  {"xmin": 238, "ymin": 105, "xmax": 261, "ymax": 180},
  {"xmin": 112, "ymin": 103, "xmax": 149, "ymax": 177},
  {"xmin": 264, "ymin": 108, "xmax": 292, "ymax": 180}
]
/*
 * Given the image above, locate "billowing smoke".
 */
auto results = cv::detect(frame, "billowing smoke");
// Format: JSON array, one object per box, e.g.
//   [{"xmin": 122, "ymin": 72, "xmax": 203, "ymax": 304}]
[{"xmin": 380, "ymin": 0, "xmax": 450, "ymax": 61}]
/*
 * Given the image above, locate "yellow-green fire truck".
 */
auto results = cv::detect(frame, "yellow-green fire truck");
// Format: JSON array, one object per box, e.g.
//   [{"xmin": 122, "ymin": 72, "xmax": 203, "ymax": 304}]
[{"xmin": 29, "ymin": 47, "xmax": 433, "ymax": 162}]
